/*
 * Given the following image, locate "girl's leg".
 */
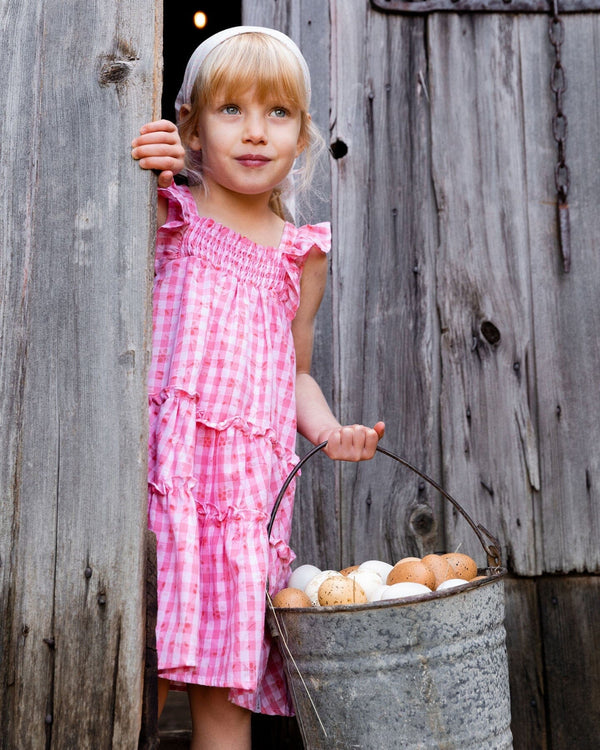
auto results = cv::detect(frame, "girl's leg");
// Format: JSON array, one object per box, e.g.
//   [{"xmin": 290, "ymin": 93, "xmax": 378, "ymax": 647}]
[
  {"xmin": 187, "ymin": 685, "xmax": 251, "ymax": 750},
  {"xmin": 158, "ymin": 677, "xmax": 170, "ymax": 718}
]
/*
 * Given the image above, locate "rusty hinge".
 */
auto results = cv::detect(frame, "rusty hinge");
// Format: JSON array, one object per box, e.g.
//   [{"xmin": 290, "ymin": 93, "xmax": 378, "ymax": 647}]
[{"xmin": 372, "ymin": 0, "xmax": 600, "ymax": 12}]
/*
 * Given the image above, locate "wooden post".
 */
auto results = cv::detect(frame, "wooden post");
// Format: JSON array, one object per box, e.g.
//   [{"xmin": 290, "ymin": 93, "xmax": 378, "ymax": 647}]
[{"xmin": 0, "ymin": 2, "xmax": 161, "ymax": 748}]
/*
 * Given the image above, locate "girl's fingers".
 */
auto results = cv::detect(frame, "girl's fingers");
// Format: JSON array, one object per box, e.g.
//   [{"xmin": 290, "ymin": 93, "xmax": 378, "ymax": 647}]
[
  {"xmin": 132, "ymin": 121, "xmax": 185, "ymax": 179},
  {"xmin": 139, "ymin": 119, "xmax": 179, "ymax": 135},
  {"xmin": 135, "ymin": 156, "xmax": 181, "ymax": 172},
  {"xmin": 132, "ymin": 131, "xmax": 182, "ymax": 149},
  {"xmin": 156, "ymin": 171, "xmax": 174, "ymax": 188},
  {"xmin": 323, "ymin": 423, "xmax": 384, "ymax": 461},
  {"xmin": 132, "ymin": 142, "xmax": 184, "ymax": 160}
]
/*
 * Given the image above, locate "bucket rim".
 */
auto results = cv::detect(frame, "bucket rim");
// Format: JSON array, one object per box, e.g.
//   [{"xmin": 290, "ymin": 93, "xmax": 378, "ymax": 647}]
[{"xmin": 268, "ymin": 566, "xmax": 507, "ymax": 614}]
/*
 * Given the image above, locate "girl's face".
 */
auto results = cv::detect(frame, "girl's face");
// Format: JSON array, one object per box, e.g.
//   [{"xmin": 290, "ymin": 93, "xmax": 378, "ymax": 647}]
[{"xmin": 188, "ymin": 86, "xmax": 306, "ymax": 200}]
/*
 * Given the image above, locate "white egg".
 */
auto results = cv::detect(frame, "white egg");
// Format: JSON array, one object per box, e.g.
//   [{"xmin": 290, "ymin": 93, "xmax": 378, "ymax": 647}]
[
  {"xmin": 368, "ymin": 584, "xmax": 388, "ymax": 602},
  {"xmin": 288, "ymin": 564, "xmax": 321, "ymax": 592},
  {"xmin": 378, "ymin": 582, "xmax": 432, "ymax": 601},
  {"xmin": 304, "ymin": 570, "xmax": 341, "ymax": 605},
  {"xmin": 347, "ymin": 570, "xmax": 385, "ymax": 602},
  {"xmin": 358, "ymin": 560, "xmax": 393, "ymax": 582},
  {"xmin": 436, "ymin": 578, "xmax": 470, "ymax": 591}
]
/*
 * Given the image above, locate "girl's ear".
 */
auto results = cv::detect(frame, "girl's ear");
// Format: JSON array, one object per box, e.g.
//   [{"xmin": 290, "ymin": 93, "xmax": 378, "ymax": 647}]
[{"xmin": 179, "ymin": 104, "xmax": 202, "ymax": 152}]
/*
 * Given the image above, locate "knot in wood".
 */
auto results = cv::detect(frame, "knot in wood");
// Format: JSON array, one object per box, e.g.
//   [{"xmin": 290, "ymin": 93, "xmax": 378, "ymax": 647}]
[
  {"xmin": 409, "ymin": 504, "xmax": 435, "ymax": 537},
  {"xmin": 98, "ymin": 45, "xmax": 139, "ymax": 87},
  {"xmin": 330, "ymin": 139, "xmax": 348, "ymax": 160},
  {"xmin": 99, "ymin": 58, "xmax": 136, "ymax": 86},
  {"xmin": 480, "ymin": 320, "xmax": 501, "ymax": 346}
]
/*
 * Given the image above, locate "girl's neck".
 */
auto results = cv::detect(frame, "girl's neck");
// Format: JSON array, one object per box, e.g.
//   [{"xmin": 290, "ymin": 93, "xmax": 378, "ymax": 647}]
[{"xmin": 190, "ymin": 182, "xmax": 285, "ymax": 248}]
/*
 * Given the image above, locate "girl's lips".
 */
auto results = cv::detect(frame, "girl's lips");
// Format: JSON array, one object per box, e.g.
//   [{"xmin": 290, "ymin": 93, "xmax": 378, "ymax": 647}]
[{"xmin": 236, "ymin": 154, "xmax": 271, "ymax": 167}]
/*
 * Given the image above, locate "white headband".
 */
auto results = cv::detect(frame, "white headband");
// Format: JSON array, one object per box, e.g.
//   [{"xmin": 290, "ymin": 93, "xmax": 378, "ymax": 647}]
[{"xmin": 174, "ymin": 26, "xmax": 312, "ymax": 118}]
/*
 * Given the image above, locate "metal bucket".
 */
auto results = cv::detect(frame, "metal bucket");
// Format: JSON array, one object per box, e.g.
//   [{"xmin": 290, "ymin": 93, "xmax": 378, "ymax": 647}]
[{"xmin": 266, "ymin": 445, "xmax": 513, "ymax": 750}]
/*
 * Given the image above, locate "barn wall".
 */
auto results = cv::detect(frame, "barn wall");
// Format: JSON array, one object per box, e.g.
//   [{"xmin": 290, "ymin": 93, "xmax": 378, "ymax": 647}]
[
  {"xmin": 0, "ymin": 1, "xmax": 160, "ymax": 747},
  {"xmin": 240, "ymin": 1, "xmax": 600, "ymax": 749}
]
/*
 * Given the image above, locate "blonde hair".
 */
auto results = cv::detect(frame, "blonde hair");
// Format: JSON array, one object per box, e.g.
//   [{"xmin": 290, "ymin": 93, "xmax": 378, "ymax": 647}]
[{"xmin": 177, "ymin": 32, "xmax": 324, "ymax": 219}]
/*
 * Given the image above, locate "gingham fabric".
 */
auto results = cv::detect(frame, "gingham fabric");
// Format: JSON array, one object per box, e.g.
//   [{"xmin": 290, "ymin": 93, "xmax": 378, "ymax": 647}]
[{"xmin": 147, "ymin": 182, "xmax": 330, "ymax": 715}]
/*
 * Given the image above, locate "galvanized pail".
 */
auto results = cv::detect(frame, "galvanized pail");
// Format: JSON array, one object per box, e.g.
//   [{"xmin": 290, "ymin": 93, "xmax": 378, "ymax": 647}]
[{"xmin": 267, "ymin": 444, "xmax": 513, "ymax": 750}]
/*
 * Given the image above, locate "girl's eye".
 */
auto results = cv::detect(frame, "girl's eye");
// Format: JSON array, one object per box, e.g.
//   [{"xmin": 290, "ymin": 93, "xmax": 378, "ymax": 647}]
[
  {"xmin": 270, "ymin": 107, "xmax": 289, "ymax": 118},
  {"xmin": 222, "ymin": 104, "xmax": 240, "ymax": 115}
]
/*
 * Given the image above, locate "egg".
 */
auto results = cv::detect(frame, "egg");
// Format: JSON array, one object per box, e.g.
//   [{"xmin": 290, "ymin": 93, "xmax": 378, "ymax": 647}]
[
  {"xmin": 271, "ymin": 587, "xmax": 313, "ymax": 608},
  {"xmin": 288, "ymin": 564, "xmax": 321, "ymax": 591},
  {"xmin": 304, "ymin": 570, "xmax": 341, "ymax": 605},
  {"xmin": 347, "ymin": 570, "xmax": 386, "ymax": 601},
  {"xmin": 442, "ymin": 552, "xmax": 478, "ymax": 581},
  {"xmin": 378, "ymin": 582, "xmax": 432, "ymax": 601},
  {"xmin": 339, "ymin": 564, "xmax": 360, "ymax": 576},
  {"xmin": 436, "ymin": 578, "xmax": 470, "ymax": 591},
  {"xmin": 396, "ymin": 556, "xmax": 421, "ymax": 564},
  {"xmin": 357, "ymin": 559, "xmax": 393, "ymax": 582},
  {"xmin": 318, "ymin": 576, "xmax": 368, "ymax": 606},
  {"xmin": 387, "ymin": 560, "xmax": 435, "ymax": 590},
  {"xmin": 421, "ymin": 554, "xmax": 454, "ymax": 588}
]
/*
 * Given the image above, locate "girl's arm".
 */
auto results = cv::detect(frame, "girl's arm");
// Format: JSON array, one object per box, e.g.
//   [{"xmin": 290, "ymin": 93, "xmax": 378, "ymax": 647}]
[
  {"xmin": 293, "ymin": 247, "xmax": 385, "ymax": 461},
  {"xmin": 131, "ymin": 119, "xmax": 185, "ymax": 189}
]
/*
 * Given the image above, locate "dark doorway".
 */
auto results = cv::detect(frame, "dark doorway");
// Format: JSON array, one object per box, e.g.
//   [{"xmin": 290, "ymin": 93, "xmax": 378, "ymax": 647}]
[{"xmin": 162, "ymin": 2, "xmax": 242, "ymax": 121}]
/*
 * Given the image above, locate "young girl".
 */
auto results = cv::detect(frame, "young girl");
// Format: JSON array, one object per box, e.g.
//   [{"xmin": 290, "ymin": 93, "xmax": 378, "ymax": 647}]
[{"xmin": 132, "ymin": 26, "xmax": 384, "ymax": 750}]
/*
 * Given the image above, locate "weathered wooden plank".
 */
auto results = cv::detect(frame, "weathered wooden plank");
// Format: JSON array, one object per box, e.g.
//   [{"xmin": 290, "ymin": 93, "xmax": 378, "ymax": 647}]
[
  {"xmin": 519, "ymin": 16, "xmax": 600, "ymax": 573},
  {"xmin": 0, "ymin": 1, "xmax": 159, "ymax": 747},
  {"xmin": 504, "ymin": 577, "xmax": 548, "ymax": 750},
  {"xmin": 538, "ymin": 576, "xmax": 600, "ymax": 746},
  {"xmin": 429, "ymin": 14, "xmax": 540, "ymax": 575},
  {"xmin": 0, "ymin": 3, "xmax": 50, "ymax": 745},
  {"xmin": 329, "ymin": 0, "xmax": 441, "ymax": 566}
]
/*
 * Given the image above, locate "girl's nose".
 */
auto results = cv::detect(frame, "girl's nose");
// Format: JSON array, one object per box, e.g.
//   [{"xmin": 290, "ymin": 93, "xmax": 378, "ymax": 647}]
[{"xmin": 242, "ymin": 112, "xmax": 267, "ymax": 144}]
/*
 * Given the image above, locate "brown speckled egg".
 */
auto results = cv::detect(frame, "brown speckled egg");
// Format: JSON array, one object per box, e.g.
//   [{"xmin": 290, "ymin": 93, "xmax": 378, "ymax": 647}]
[
  {"xmin": 272, "ymin": 587, "xmax": 313, "ymax": 608},
  {"xmin": 387, "ymin": 560, "xmax": 436, "ymax": 590},
  {"xmin": 318, "ymin": 576, "xmax": 368, "ymax": 606},
  {"xmin": 442, "ymin": 552, "xmax": 478, "ymax": 581},
  {"xmin": 421, "ymin": 554, "xmax": 454, "ymax": 588}
]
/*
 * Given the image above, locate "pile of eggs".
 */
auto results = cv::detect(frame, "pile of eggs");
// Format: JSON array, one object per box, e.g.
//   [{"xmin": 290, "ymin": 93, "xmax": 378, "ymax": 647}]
[{"xmin": 272, "ymin": 553, "xmax": 487, "ymax": 608}]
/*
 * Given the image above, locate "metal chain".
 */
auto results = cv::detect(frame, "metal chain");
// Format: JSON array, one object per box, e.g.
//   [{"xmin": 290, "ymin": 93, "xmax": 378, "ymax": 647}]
[{"xmin": 549, "ymin": 0, "xmax": 571, "ymax": 272}]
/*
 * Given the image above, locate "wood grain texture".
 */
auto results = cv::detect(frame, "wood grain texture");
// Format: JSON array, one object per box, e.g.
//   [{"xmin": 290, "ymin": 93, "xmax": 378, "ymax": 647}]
[
  {"xmin": 330, "ymin": 1, "xmax": 442, "ymax": 566},
  {"xmin": 519, "ymin": 16, "xmax": 600, "ymax": 573},
  {"xmin": 537, "ymin": 576, "xmax": 600, "ymax": 747},
  {"xmin": 429, "ymin": 14, "xmax": 540, "ymax": 575},
  {"xmin": 0, "ymin": 2, "xmax": 158, "ymax": 747},
  {"xmin": 504, "ymin": 577, "xmax": 547, "ymax": 750}
]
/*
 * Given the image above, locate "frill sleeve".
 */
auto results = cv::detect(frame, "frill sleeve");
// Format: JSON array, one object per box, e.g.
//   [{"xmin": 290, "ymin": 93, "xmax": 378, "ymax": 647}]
[
  {"xmin": 281, "ymin": 221, "xmax": 332, "ymax": 316},
  {"xmin": 287, "ymin": 222, "xmax": 332, "ymax": 262},
  {"xmin": 154, "ymin": 183, "xmax": 196, "ymax": 272}
]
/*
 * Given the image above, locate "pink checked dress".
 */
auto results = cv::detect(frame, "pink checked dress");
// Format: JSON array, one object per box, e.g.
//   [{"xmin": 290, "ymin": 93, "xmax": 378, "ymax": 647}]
[{"xmin": 147, "ymin": 182, "xmax": 330, "ymax": 715}]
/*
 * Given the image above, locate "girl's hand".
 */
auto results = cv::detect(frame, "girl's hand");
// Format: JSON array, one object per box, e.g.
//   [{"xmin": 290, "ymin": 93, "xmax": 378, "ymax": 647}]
[
  {"xmin": 318, "ymin": 422, "xmax": 385, "ymax": 462},
  {"xmin": 131, "ymin": 120, "xmax": 185, "ymax": 188}
]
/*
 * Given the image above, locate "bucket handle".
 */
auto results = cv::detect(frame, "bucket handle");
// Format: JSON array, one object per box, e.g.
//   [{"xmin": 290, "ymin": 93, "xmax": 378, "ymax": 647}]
[{"xmin": 268, "ymin": 442, "xmax": 502, "ymax": 569}]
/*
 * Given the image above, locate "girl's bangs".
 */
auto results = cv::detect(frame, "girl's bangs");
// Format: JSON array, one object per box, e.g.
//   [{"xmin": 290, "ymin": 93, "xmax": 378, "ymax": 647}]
[{"xmin": 199, "ymin": 34, "xmax": 307, "ymax": 109}]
